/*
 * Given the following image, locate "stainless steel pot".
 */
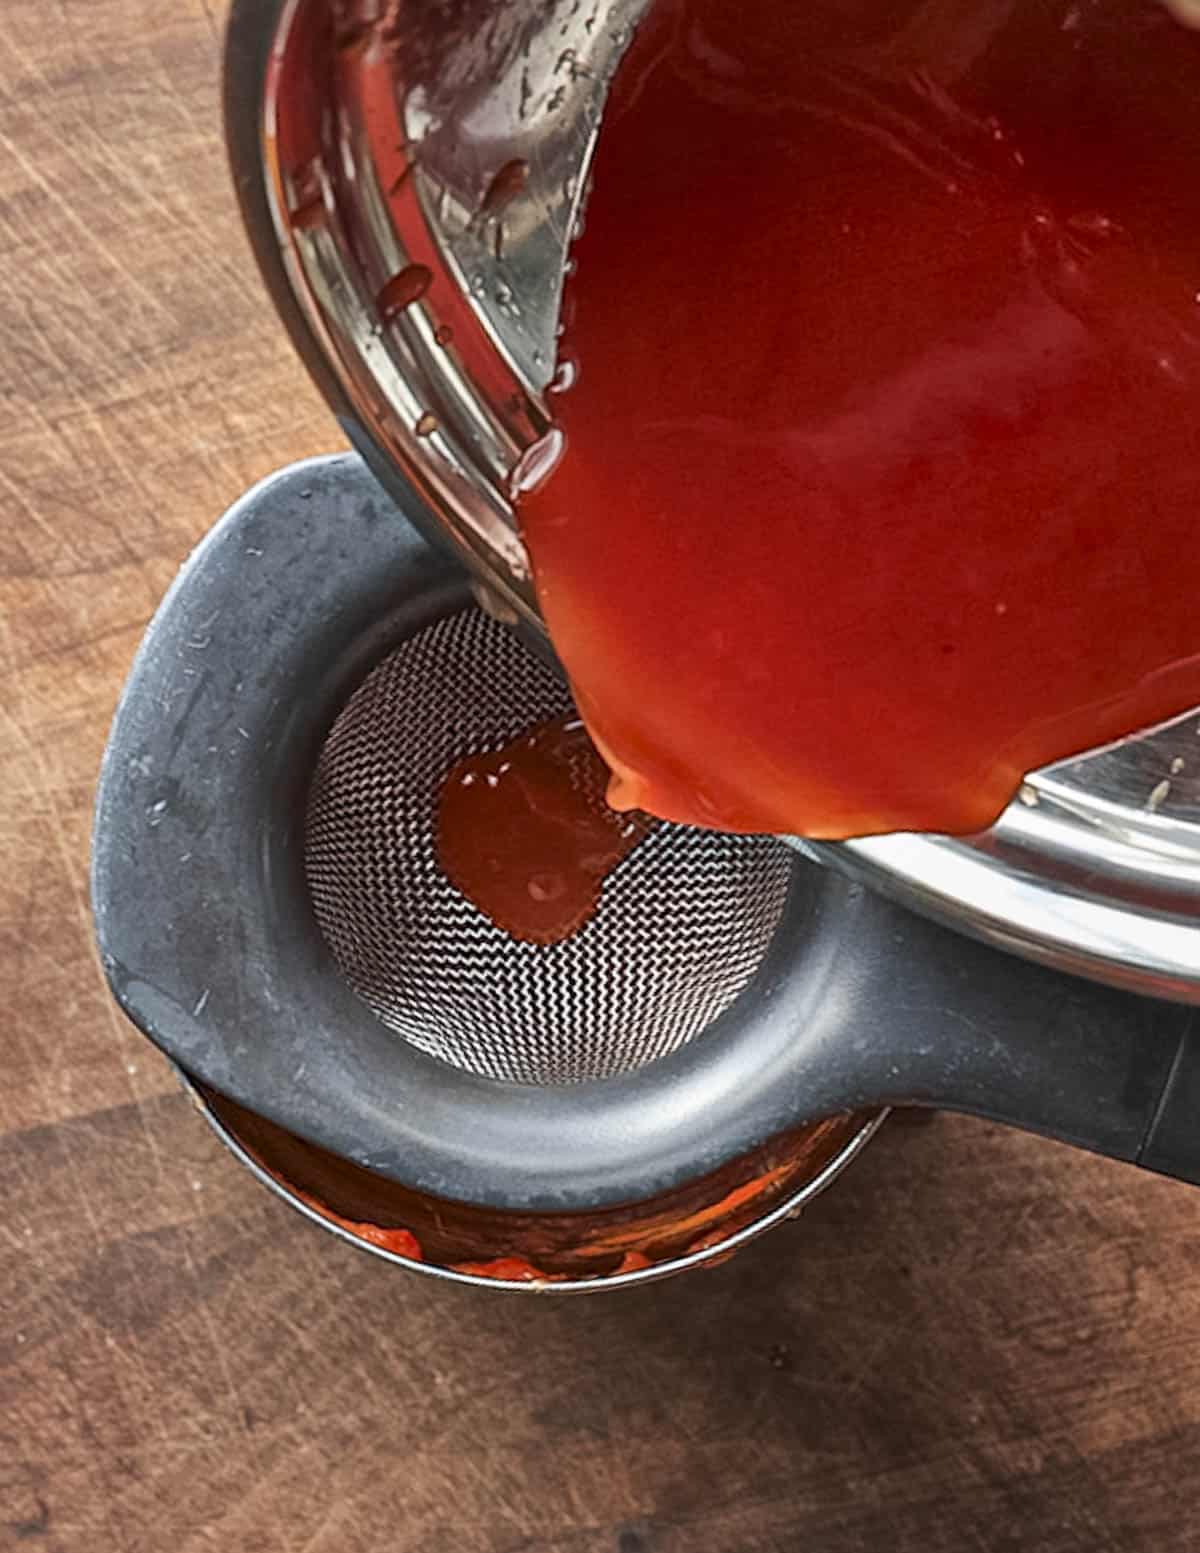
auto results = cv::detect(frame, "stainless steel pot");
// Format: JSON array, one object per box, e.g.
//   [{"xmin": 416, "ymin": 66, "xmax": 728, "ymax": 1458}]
[{"xmin": 225, "ymin": 0, "xmax": 1200, "ymax": 1003}]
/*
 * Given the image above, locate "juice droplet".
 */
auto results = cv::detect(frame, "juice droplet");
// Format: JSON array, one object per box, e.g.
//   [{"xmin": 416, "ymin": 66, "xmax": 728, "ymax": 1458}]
[
  {"xmin": 377, "ymin": 263, "xmax": 432, "ymax": 320},
  {"xmin": 508, "ymin": 428, "xmax": 565, "ymax": 499},
  {"xmin": 434, "ymin": 323, "xmax": 454, "ymax": 346},
  {"xmin": 480, "ymin": 158, "xmax": 529, "ymax": 216},
  {"xmin": 549, "ymin": 358, "xmax": 578, "ymax": 394}
]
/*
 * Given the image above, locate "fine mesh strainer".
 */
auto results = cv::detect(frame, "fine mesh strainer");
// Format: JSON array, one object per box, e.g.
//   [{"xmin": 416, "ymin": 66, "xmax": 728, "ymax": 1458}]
[
  {"xmin": 92, "ymin": 456, "xmax": 883, "ymax": 1289},
  {"xmin": 305, "ymin": 606, "xmax": 793, "ymax": 1085},
  {"xmin": 93, "ymin": 456, "xmax": 1200, "ymax": 1294}
]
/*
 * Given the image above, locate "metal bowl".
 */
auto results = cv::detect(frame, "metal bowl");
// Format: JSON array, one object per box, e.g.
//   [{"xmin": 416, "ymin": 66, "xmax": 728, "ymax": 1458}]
[{"xmin": 225, "ymin": 0, "xmax": 1200, "ymax": 1002}]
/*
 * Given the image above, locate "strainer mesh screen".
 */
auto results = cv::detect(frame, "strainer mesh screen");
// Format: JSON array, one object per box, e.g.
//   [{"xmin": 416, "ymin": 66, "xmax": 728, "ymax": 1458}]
[{"xmin": 304, "ymin": 608, "xmax": 793, "ymax": 1084}]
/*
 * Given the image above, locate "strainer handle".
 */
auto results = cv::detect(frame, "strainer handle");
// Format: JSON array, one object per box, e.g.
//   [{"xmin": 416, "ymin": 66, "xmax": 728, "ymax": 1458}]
[
  {"xmin": 91, "ymin": 448, "xmax": 1200, "ymax": 1205},
  {"xmin": 822, "ymin": 881, "xmax": 1200, "ymax": 1184}
]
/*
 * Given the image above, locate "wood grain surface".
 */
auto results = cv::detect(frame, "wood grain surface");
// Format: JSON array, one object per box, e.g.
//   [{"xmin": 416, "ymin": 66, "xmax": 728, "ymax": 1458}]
[{"xmin": 2, "ymin": 4, "xmax": 1200, "ymax": 1550}]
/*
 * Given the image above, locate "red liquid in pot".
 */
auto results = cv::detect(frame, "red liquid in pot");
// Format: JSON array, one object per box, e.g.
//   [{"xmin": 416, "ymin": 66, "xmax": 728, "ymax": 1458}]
[{"xmin": 519, "ymin": 0, "xmax": 1200, "ymax": 838}]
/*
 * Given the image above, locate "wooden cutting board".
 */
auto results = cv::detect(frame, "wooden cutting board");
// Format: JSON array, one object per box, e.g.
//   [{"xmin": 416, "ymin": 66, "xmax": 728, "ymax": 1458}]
[{"xmin": 3, "ymin": 3, "xmax": 1200, "ymax": 1549}]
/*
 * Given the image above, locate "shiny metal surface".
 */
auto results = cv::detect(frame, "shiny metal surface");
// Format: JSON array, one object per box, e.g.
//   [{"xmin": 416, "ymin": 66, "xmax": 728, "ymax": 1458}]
[
  {"xmin": 256, "ymin": 0, "xmax": 648, "ymax": 629},
  {"xmin": 237, "ymin": 0, "xmax": 1200, "ymax": 1003},
  {"xmin": 305, "ymin": 603, "xmax": 794, "ymax": 1084},
  {"xmin": 809, "ymin": 706, "xmax": 1200, "ymax": 1002}
]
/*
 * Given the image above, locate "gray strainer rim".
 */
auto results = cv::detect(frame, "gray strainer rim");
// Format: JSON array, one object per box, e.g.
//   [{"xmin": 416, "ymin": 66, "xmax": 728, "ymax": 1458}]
[
  {"xmin": 92, "ymin": 455, "xmax": 874, "ymax": 1214},
  {"xmin": 302, "ymin": 606, "xmax": 796, "ymax": 1086}
]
